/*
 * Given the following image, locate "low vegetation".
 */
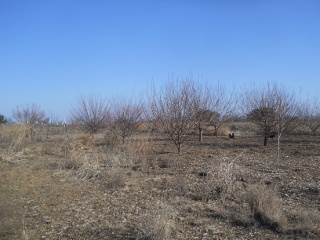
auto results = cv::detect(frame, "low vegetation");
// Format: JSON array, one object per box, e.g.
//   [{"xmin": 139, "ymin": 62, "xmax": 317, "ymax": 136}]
[{"xmin": 0, "ymin": 121, "xmax": 319, "ymax": 239}]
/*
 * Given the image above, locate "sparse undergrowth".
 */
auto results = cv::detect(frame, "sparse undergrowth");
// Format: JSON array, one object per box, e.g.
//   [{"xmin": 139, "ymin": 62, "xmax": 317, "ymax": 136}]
[{"xmin": 0, "ymin": 123, "xmax": 319, "ymax": 239}]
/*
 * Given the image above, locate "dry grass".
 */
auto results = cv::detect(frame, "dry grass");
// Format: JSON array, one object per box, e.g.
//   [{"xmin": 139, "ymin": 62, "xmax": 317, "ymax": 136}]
[
  {"xmin": 136, "ymin": 201, "xmax": 177, "ymax": 240},
  {"xmin": 0, "ymin": 122, "xmax": 319, "ymax": 239},
  {"xmin": 246, "ymin": 184, "xmax": 287, "ymax": 232}
]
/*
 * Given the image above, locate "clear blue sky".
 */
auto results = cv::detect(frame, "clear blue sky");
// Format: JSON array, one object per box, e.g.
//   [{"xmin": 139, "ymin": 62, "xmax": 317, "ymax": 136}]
[{"xmin": 1, "ymin": 0, "xmax": 319, "ymax": 120}]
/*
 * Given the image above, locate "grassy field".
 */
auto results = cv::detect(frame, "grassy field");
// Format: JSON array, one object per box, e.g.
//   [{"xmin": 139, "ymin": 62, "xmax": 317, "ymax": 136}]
[{"xmin": 0, "ymin": 123, "xmax": 319, "ymax": 239}]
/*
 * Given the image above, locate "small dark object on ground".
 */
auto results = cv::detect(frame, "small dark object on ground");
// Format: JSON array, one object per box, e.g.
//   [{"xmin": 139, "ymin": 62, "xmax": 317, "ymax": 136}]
[{"xmin": 268, "ymin": 133, "xmax": 277, "ymax": 138}]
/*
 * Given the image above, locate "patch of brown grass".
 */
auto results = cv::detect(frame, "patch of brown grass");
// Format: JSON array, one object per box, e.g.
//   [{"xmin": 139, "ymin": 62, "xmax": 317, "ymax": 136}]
[
  {"xmin": 135, "ymin": 201, "xmax": 177, "ymax": 240},
  {"xmin": 246, "ymin": 184, "xmax": 287, "ymax": 232}
]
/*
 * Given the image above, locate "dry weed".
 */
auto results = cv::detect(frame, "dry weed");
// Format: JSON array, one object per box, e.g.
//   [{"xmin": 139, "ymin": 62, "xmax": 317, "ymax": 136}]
[
  {"xmin": 246, "ymin": 184, "xmax": 286, "ymax": 232},
  {"xmin": 0, "ymin": 124, "xmax": 32, "ymax": 162},
  {"xmin": 287, "ymin": 207, "xmax": 320, "ymax": 236},
  {"xmin": 104, "ymin": 129, "xmax": 122, "ymax": 150},
  {"xmin": 58, "ymin": 135, "xmax": 137, "ymax": 180},
  {"xmin": 214, "ymin": 153, "xmax": 244, "ymax": 202},
  {"xmin": 126, "ymin": 135, "xmax": 153, "ymax": 156},
  {"xmin": 58, "ymin": 136, "xmax": 106, "ymax": 179},
  {"xmin": 136, "ymin": 201, "xmax": 177, "ymax": 240},
  {"xmin": 103, "ymin": 169, "xmax": 127, "ymax": 189}
]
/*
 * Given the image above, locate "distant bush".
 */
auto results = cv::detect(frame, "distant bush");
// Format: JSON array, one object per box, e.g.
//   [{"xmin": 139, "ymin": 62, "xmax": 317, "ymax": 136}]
[{"xmin": 0, "ymin": 114, "xmax": 8, "ymax": 124}]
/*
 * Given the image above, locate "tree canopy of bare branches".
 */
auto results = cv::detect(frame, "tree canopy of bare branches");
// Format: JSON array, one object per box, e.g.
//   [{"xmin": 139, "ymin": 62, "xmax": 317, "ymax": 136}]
[
  {"xmin": 149, "ymin": 76, "xmax": 204, "ymax": 153},
  {"xmin": 205, "ymin": 83, "xmax": 236, "ymax": 136},
  {"xmin": 110, "ymin": 96, "xmax": 144, "ymax": 143},
  {"xmin": 69, "ymin": 94, "xmax": 110, "ymax": 134},
  {"xmin": 12, "ymin": 103, "xmax": 48, "ymax": 124},
  {"xmin": 243, "ymin": 83, "xmax": 302, "ymax": 146},
  {"xmin": 301, "ymin": 97, "xmax": 320, "ymax": 135}
]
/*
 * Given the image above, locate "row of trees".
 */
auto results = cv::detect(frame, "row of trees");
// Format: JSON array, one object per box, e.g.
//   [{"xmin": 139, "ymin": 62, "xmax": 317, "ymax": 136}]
[{"xmin": 4, "ymin": 76, "xmax": 320, "ymax": 154}]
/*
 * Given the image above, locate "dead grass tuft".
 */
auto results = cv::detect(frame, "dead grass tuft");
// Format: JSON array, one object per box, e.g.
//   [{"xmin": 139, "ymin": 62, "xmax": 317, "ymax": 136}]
[
  {"xmin": 246, "ymin": 184, "xmax": 286, "ymax": 232},
  {"xmin": 135, "ymin": 201, "xmax": 177, "ymax": 240},
  {"xmin": 103, "ymin": 129, "xmax": 122, "ymax": 150},
  {"xmin": 287, "ymin": 207, "xmax": 320, "ymax": 236}
]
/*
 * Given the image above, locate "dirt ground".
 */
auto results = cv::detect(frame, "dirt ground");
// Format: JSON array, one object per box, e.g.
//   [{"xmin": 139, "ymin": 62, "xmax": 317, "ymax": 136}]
[{"xmin": 0, "ymin": 124, "xmax": 319, "ymax": 239}]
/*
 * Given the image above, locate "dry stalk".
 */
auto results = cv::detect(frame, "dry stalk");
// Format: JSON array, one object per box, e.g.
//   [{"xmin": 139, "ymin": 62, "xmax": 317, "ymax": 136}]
[
  {"xmin": 21, "ymin": 215, "xmax": 29, "ymax": 240},
  {"xmin": 214, "ymin": 152, "xmax": 244, "ymax": 202}
]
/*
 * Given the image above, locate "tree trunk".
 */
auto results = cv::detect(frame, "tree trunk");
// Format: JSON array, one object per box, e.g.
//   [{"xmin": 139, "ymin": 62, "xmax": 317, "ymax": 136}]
[
  {"xmin": 199, "ymin": 128, "xmax": 203, "ymax": 142},
  {"xmin": 213, "ymin": 126, "xmax": 218, "ymax": 136},
  {"xmin": 277, "ymin": 133, "xmax": 282, "ymax": 171},
  {"xmin": 264, "ymin": 135, "xmax": 268, "ymax": 146}
]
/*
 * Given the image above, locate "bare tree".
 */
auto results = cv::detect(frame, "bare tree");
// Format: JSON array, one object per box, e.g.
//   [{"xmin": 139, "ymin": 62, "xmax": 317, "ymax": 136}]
[
  {"xmin": 243, "ymin": 84, "xmax": 301, "ymax": 145},
  {"xmin": 206, "ymin": 84, "xmax": 236, "ymax": 136},
  {"xmin": 195, "ymin": 109, "xmax": 217, "ymax": 141},
  {"xmin": 12, "ymin": 103, "xmax": 49, "ymax": 140},
  {"xmin": 110, "ymin": 96, "xmax": 144, "ymax": 144},
  {"xmin": 242, "ymin": 83, "xmax": 302, "ymax": 166},
  {"xmin": 12, "ymin": 103, "xmax": 48, "ymax": 124},
  {"xmin": 149, "ymin": 76, "xmax": 203, "ymax": 154},
  {"xmin": 247, "ymin": 107, "xmax": 278, "ymax": 146},
  {"xmin": 69, "ymin": 94, "xmax": 110, "ymax": 134},
  {"xmin": 194, "ymin": 83, "xmax": 236, "ymax": 140},
  {"xmin": 301, "ymin": 97, "xmax": 320, "ymax": 135}
]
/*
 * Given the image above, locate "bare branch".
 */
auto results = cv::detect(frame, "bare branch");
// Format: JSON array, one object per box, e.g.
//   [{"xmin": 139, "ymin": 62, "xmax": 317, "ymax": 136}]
[
  {"xmin": 149, "ymin": 75, "xmax": 203, "ymax": 153},
  {"xmin": 12, "ymin": 103, "xmax": 48, "ymax": 124},
  {"xmin": 110, "ymin": 96, "xmax": 144, "ymax": 143},
  {"xmin": 69, "ymin": 94, "xmax": 110, "ymax": 134}
]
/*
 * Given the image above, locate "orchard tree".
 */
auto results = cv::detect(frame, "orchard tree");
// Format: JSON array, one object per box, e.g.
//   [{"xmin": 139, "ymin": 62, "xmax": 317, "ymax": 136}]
[
  {"xmin": 301, "ymin": 97, "xmax": 320, "ymax": 135},
  {"xmin": 242, "ymin": 83, "xmax": 302, "ymax": 166},
  {"xmin": 149, "ymin": 76, "xmax": 203, "ymax": 154},
  {"xmin": 247, "ymin": 107, "xmax": 278, "ymax": 146},
  {"xmin": 206, "ymin": 83, "xmax": 236, "ymax": 136},
  {"xmin": 110, "ymin": 96, "xmax": 144, "ymax": 144},
  {"xmin": 195, "ymin": 109, "xmax": 219, "ymax": 141},
  {"xmin": 12, "ymin": 103, "xmax": 48, "ymax": 124},
  {"xmin": 70, "ymin": 94, "xmax": 110, "ymax": 134}
]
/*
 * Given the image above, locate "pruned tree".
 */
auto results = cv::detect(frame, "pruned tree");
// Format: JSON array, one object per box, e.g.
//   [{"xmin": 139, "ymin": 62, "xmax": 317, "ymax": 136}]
[
  {"xmin": 195, "ymin": 109, "xmax": 219, "ymax": 141},
  {"xmin": 301, "ymin": 97, "xmax": 320, "ymax": 135},
  {"xmin": 149, "ymin": 76, "xmax": 202, "ymax": 154},
  {"xmin": 242, "ymin": 83, "xmax": 302, "ymax": 167},
  {"xmin": 207, "ymin": 84, "xmax": 236, "ymax": 136},
  {"xmin": 192, "ymin": 84, "xmax": 211, "ymax": 141},
  {"xmin": 194, "ymin": 83, "xmax": 236, "ymax": 139},
  {"xmin": 69, "ymin": 94, "xmax": 110, "ymax": 134},
  {"xmin": 110, "ymin": 96, "xmax": 144, "ymax": 144},
  {"xmin": 247, "ymin": 107, "xmax": 278, "ymax": 146}
]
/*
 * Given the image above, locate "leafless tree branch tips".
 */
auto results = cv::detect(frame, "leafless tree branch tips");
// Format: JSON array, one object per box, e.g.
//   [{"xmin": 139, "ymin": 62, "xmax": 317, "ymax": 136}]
[
  {"xmin": 301, "ymin": 97, "xmax": 320, "ymax": 136},
  {"xmin": 69, "ymin": 94, "xmax": 110, "ymax": 134},
  {"xmin": 110, "ymin": 96, "xmax": 145, "ymax": 144},
  {"xmin": 242, "ymin": 83, "xmax": 302, "ymax": 169},
  {"xmin": 148, "ymin": 75, "xmax": 207, "ymax": 153},
  {"xmin": 12, "ymin": 103, "xmax": 48, "ymax": 124},
  {"xmin": 242, "ymin": 83, "xmax": 302, "ymax": 146}
]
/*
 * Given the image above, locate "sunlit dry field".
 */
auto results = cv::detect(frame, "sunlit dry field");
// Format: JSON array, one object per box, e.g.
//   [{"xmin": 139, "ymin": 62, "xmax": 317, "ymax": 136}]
[{"xmin": 0, "ymin": 123, "xmax": 319, "ymax": 239}]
